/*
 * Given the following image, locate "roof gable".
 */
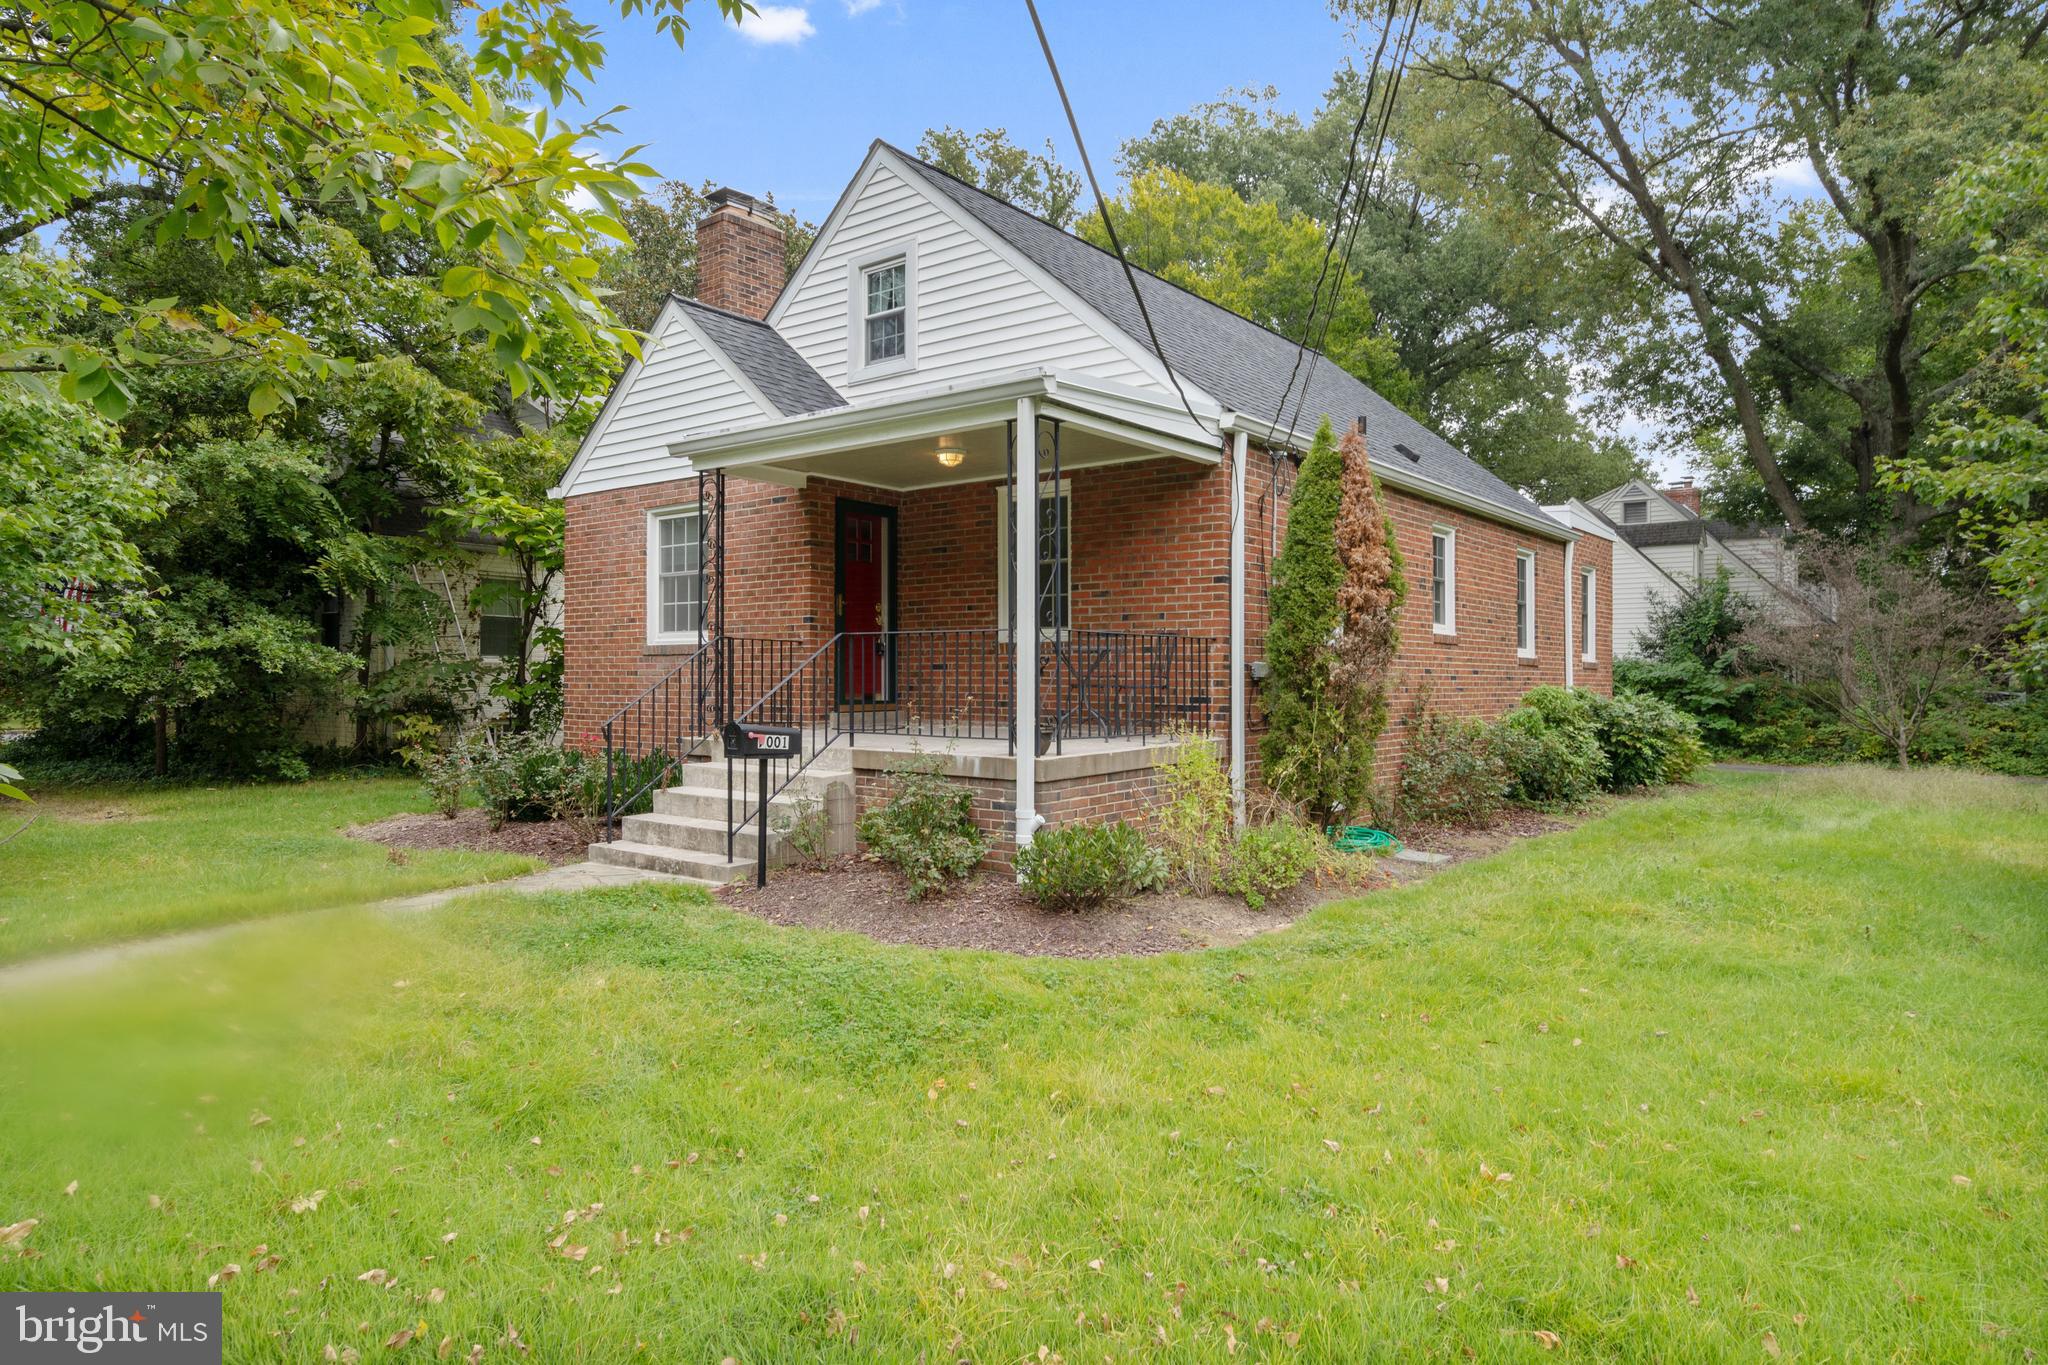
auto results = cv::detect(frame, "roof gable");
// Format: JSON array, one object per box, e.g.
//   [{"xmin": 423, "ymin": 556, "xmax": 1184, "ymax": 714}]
[{"xmin": 883, "ymin": 144, "xmax": 1559, "ymax": 533}]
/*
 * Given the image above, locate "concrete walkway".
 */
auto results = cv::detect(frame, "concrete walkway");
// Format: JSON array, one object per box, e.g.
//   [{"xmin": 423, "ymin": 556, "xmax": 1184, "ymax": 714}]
[{"xmin": 0, "ymin": 861, "xmax": 690, "ymax": 994}]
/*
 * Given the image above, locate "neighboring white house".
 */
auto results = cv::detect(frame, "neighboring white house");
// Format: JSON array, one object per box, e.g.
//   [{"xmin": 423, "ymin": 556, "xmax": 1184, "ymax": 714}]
[{"xmin": 1576, "ymin": 478, "xmax": 1823, "ymax": 658}]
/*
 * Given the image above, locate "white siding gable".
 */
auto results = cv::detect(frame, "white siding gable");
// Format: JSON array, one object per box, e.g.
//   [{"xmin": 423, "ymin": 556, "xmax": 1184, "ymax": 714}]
[
  {"xmin": 1590, "ymin": 480, "xmax": 1695, "ymax": 526},
  {"xmin": 771, "ymin": 153, "xmax": 1165, "ymax": 402},
  {"xmin": 558, "ymin": 303, "xmax": 770, "ymax": 497}
]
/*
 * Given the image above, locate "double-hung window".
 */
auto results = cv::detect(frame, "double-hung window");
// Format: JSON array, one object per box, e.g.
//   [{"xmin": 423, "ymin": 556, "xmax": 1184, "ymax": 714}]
[
  {"xmin": 1580, "ymin": 567, "xmax": 1597, "ymax": 663},
  {"xmin": 1429, "ymin": 526, "xmax": 1456, "ymax": 634},
  {"xmin": 1515, "ymin": 550, "xmax": 1537, "ymax": 658},
  {"xmin": 478, "ymin": 579, "xmax": 522, "ymax": 659},
  {"xmin": 996, "ymin": 482, "xmax": 1072, "ymax": 633},
  {"xmin": 648, "ymin": 506, "xmax": 704, "ymax": 643},
  {"xmin": 849, "ymin": 243, "xmax": 916, "ymax": 379}
]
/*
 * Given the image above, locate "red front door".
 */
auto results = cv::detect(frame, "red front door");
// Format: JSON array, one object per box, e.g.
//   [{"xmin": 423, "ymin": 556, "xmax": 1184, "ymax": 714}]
[{"xmin": 838, "ymin": 504, "xmax": 890, "ymax": 703}]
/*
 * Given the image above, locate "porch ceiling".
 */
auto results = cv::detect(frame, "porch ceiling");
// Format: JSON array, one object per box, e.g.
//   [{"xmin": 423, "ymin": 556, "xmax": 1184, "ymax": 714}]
[{"xmin": 673, "ymin": 369, "xmax": 1223, "ymax": 492}]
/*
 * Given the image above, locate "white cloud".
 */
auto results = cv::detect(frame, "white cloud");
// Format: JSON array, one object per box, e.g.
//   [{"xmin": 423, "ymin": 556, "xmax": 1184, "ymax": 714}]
[
  {"xmin": 738, "ymin": 5, "xmax": 815, "ymax": 44},
  {"xmin": 843, "ymin": 0, "xmax": 885, "ymax": 12}
]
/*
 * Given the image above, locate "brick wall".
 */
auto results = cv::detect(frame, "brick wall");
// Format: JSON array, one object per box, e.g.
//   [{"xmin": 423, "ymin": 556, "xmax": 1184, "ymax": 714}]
[{"xmin": 562, "ymin": 442, "xmax": 1610, "ymax": 780}]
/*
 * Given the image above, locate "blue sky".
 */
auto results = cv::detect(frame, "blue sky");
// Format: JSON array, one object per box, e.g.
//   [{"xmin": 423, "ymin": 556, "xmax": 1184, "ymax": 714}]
[{"xmin": 574, "ymin": 0, "xmax": 1366, "ymax": 216}]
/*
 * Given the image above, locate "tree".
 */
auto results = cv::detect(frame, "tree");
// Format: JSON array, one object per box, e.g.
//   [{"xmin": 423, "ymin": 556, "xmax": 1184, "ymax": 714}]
[
  {"xmin": 917, "ymin": 127, "xmax": 1084, "ymax": 229},
  {"xmin": 1262, "ymin": 420, "xmax": 1404, "ymax": 821},
  {"xmin": 598, "ymin": 180, "xmax": 817, "ymax": 332},
  {"xmin": 1331, "ymin": 425, "xmax": 1406, "ymax": 746},
  {"xmin": 1082, "ymin": 168, "xmax": 1416, "ymax": 411},
  {"xmin": 1122, "ymin": 74, "xmax": 1643, "ymax": 501},
  {"xmin": 0, "ymin": 0, "xmax": 747, "ymax": 416},
  {"xmin": 439, "ymin": 429, "xmax": 571, "ymax": 735},
  {"xmin": 1893, "ymin": 111, "xmax": 2048, "ymax": 679},
  {"xmin": 1410, "ymin": 0, "xmax": 2047, "ymax": 535},
  {"xmin": 1739, "ymin": 542, "xmax": 2007, "ymax": 768}
]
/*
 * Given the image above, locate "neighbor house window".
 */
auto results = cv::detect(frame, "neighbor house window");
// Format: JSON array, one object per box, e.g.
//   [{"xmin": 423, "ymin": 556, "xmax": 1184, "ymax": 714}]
[
  {"xmin": 1579, "ymin": 567, "xmax": 1597, "ymax": 663},
  {"xmin": 1621, "ymin": 499, "xmax": 1647, "ymax": 524},
  {"xmin": 1430, "ymin": 526, "xmax": 1456, "ymax": 635},
  {"xmin": 478, "ymin": 580, "xmax": 522, "ymax": 659},
  {"xmin": 648, "ymin": 506, "xmax": 703, "ymax": 643},
  {"xmin": 996, "ymin": 482, "xmax": 1072, "ymax": 633},
  {"xmin": 1515, "ymin": 550, "xmax": 1536, "ymax": 658}
]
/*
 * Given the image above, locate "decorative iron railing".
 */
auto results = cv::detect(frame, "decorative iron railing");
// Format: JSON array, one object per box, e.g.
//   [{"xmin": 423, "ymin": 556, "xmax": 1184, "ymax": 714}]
[
  {"xmin": 718, "ymin": 627, "xmax": 1219, "ymax": 859},
  {"xmin": 595, "ymin": 634, "xmax": 803, "ymax": 841}
]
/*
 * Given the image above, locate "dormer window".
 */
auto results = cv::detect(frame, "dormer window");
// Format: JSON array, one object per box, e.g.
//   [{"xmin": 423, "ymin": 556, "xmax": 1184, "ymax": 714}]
[
  {"xmin": 864, "ymin": 261, "xmax": 906, "ymax": 362},
  {"xmin": 848, "ymin": 241, "xmax": 916, "ymax": 380}
]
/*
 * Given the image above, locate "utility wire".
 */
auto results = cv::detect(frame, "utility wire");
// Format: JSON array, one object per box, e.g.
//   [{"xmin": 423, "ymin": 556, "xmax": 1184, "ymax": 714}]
[
  {"xmin": 1023, "ymin": 0, "xmax": 1214, "ymax": 441},
  {"xmin": 1261, "ymin": 0, "xmax": 1402, "ymax": 451},
  {"xmin": 1283, "ymin": 0, "xmax": 1422, "ymax": 443}
]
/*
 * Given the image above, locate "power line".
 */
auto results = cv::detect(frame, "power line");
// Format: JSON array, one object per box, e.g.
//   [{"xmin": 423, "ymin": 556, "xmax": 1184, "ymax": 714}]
[
  {"xmin": 1283, "ymin": 0, "xmax": 1422, "ymax": 443},
  {"xmin": 1022, "ymin": 0, "xmax": 1214, "ymax": 441},
  {"xmin": 1261, "ymin": 0, "xmax": 1404, "ymax": 450}
]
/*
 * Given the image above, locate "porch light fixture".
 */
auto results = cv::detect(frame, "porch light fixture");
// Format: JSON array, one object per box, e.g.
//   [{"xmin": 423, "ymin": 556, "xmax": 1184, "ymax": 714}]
[{"xmin": 934, "ymin": 442, "xmax": 966, "ymax": 469}]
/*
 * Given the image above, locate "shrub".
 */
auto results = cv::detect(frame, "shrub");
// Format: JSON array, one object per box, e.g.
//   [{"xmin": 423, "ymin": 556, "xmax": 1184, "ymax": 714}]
[
  {"xmin": 772, "ymin": 790, "xmax": 832, "ymax": 870},
  {"xmin": 1495, "ymin": 700, "xmax": 1607, "ymax": 804},
  {"xmin": 1219, "ymin": 818, "xmax": 1325, "ymax": 910},
  {"xmin": 395, "ymin": 713, "xmax": 466, "ymax": 818},
  {"xmin": 1590, "ymin": 691, "xmax": 1707, "ymax": 789},
  {"xmin": 1153, "ymin": 734, "xmax": 1234, "ymax": 895},
  {"xmin": 1016, "ymin": 820, "xmax": 1168, "ymax": 911},
  {"xmin": 1399, "ymin": 712, "xmax": 1509, "ymax": 826},
  {"xmin": 469, "ymin": 731, "xmax": 598, "ymax": 825},
  {"xmin": 854, "ymin": 749, "xmax": 987, "ymax": 899},
  {"xmin": 582, "ymin": 747, "xmax": 676, "ymax": 821}
]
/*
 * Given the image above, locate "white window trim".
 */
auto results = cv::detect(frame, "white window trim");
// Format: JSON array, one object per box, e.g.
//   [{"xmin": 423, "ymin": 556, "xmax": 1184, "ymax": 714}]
[
  {"xmin": 646, "ymin": 504, "xmax": 704, "ymax": 647},
  {"xmin": 1515, "ymin": 549, "xmax": 1537, "ymax": 658},
  {"xmin": 995, "ymin": 478, "xmax": 1073, "ymax": 641},
  {"xmin": 1429, "ymin": 525, "xmax": 1456, "ymax": 636},
  {"xmin": 1580, "ymin": 566, "xmax": 1598, "ymax": 663},
  {"xmin": 846, "ymin": 239, "xmax": 918, "ymax": 382}
]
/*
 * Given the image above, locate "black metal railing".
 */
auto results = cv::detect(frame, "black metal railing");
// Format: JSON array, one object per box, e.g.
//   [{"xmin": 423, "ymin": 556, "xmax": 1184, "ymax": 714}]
[
  {"xmin": 719, "ymin": 627, "xmax": 1219, "ymax": 860},
  {"xmin": 597, "ymin": 634, "xmax": 804, "ymax": 840}
]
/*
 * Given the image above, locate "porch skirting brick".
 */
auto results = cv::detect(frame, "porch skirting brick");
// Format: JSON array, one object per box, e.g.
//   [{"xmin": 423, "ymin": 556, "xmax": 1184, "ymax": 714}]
[{"xmin": 849, "ymin": 741, "xmax": 1188, "ymax": 869}]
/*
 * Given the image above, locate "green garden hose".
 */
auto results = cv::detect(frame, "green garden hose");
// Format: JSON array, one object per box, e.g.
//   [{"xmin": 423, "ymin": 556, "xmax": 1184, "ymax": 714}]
[{"xmin": 1327, "ymin": 825, "xmax": 1402, "ymax": 854}]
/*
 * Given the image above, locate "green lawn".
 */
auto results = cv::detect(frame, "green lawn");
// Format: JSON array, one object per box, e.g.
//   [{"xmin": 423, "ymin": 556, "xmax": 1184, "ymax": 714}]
[
  {"xmin": 2, "ymin": 768, "xmax": 2043, "ymax": 1361},
  {"xmin": 0, "ymin": 779, "xmax": 539, "ymax": 963}
]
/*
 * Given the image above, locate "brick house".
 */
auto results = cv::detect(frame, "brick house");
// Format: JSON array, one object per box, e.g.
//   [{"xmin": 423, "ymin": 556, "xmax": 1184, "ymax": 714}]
[{"xmin": 557, "ymin": 142, "xmax": 1611, "ymax": 881}]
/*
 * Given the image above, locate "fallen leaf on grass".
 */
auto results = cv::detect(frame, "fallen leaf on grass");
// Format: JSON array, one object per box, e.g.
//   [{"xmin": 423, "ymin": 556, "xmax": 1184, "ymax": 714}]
[
  {"xmin": 357, "ymin": 1268, "xmax": 390, "ymax": 1286},
  {"xmin": 1532, "ymin": 1330, "xmax": 1561, "ymax": 1349},
  {"xmin": 0, "ymin": 1219, "xmax": 36, "ymax": 1248},
  {"xmin": 1762, "ymin": 1330, "xmax": 1781, "ymax": 1356},
  {"xmin": 1322, "ymin": 1139, "xmax": 1341, "ymax": 1154},
  {"xmin": 62, "ymin": 1181, "xmax": 77, "ymax": 1197},
  {"xmin": 1951, "ymin": 1174, "xmax": 1972, "ymax": 1187},
  {"xmin": 291, "ymin": 1190, "xmax": 327, "ymax": 1214},
  {"xmin": 208, "ymin": 1264, "xmax": 240, "ymax": 1288}
]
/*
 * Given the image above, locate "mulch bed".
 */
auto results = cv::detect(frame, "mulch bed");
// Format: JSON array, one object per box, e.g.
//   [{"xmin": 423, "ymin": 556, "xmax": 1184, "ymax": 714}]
[
  {"xmin": 715, "ymin": 854, "xmax": 1382, "ymax": 958},
  {"xmin": 345, "ymin": 809, "xmax": 591, "ymax": 865}
]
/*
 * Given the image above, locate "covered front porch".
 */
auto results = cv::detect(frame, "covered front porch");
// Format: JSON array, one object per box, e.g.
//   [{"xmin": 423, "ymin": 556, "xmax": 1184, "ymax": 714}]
[{"xmin": 598, "ymin": 369, "xmax": 1261, "ymax": 866}]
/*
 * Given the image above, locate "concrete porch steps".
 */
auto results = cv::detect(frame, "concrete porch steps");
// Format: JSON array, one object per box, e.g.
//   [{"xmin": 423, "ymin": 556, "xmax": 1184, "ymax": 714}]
[{"xmin": 586, "ymin": 747, "xmax": 857, "ymax": 887}]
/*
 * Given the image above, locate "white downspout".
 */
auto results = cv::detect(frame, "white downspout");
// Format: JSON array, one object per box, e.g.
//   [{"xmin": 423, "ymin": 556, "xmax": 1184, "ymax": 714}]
[
  {"xmin": 1228, "ymin": 430, "xmax": 1248, "ymax": 828},
  {"xmin": 1563, "ymin": 537, "xmax": 1576, "ymax": 689},
  {"xmin": 1013, "ymin": 395, "xmax": 1042, "ymax": 855}
]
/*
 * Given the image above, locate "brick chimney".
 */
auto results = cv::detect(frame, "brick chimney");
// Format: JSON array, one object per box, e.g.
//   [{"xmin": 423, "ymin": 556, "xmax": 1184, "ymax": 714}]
[
  {"xmin": 1664, "ymin": 477, "xmax": 1701, "ymax": 516},
  {"xmin": 695, "ymin": 188, "xmax": 786, "ymax": 320}
]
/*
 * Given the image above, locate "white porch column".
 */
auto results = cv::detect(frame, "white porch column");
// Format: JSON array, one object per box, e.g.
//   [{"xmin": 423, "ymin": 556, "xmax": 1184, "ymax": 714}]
[
  {"xmin": 1228, "ymin": 430, "xmax": 1248, "ymax": 827},
  {"xmin": 1013, "ymin": 396, "xmax": 1042, "ymax": 854}
]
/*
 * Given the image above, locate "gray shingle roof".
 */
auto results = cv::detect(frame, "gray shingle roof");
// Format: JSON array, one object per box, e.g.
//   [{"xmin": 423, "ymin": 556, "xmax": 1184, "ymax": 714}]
[
  {"xmin": 1615, "ymin": 521, "xmax": 1707, "ymax": 548},
  {"xmin": 884, "ymin": 145, "xmax": 1563, "ymax": 534},
  {"xmin": 676, "ymin": 297, "xmax": 846, "ymax": 418}
]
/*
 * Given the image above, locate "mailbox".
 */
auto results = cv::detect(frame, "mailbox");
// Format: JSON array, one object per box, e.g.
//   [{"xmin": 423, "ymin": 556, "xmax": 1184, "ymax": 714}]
[{"xmin": 723, "ymin": 721, "xmax": 801, "ymax": 760}]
